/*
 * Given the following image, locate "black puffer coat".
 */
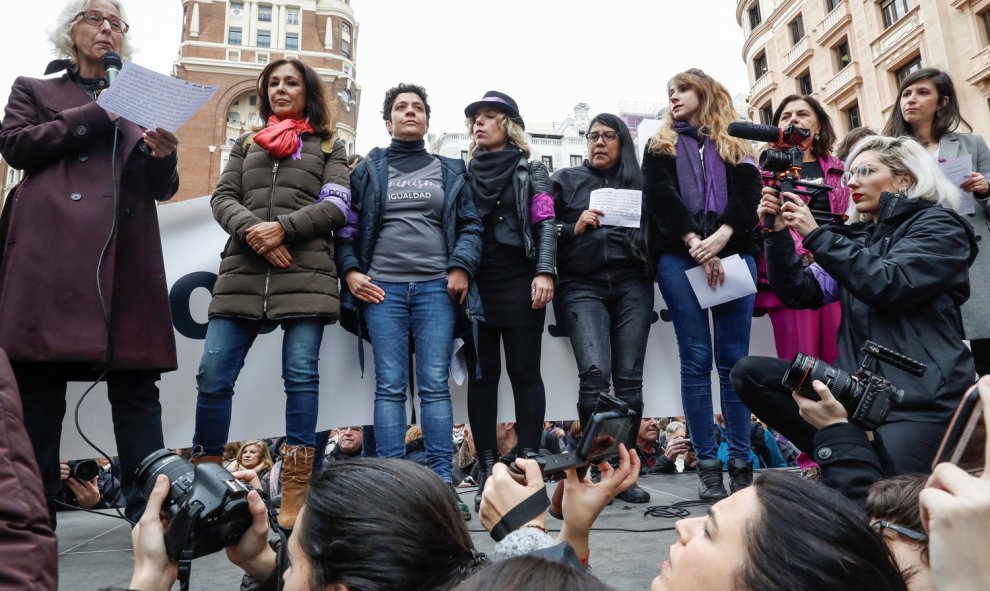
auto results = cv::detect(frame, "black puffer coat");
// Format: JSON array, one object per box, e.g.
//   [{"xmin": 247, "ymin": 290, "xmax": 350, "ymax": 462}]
[{"xmin": 209, "ymin": 133, "xmax": 349, "ymax": 322}]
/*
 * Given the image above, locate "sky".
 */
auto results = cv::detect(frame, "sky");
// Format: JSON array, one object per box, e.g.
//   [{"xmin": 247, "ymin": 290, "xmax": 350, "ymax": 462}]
[{"xmin": 0, "ymin": 1, "xmax": 751, "ymax": 154}]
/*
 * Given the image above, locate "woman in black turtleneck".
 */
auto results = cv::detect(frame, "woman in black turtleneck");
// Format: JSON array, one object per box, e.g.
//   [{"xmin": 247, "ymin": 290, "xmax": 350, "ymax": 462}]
[{"xmin": 460, "ymin": 91, "xmax": 557, "ymax": 512}]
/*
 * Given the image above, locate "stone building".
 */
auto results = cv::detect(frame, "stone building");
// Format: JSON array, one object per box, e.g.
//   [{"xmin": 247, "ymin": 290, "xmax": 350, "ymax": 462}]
[
  {"xmin": 737, "ymin": 0, "xmax": 990, "ymax": 136},
  {"xmin": 173, "ymin": 0, "xmax": 361, "ymax": 201}
]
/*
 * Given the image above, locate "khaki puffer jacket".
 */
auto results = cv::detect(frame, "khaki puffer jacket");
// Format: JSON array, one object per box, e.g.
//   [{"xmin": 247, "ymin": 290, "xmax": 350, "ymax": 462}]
[{"xmin": 209, "ymin": 132, "xmax": 350, "ymax": 321}]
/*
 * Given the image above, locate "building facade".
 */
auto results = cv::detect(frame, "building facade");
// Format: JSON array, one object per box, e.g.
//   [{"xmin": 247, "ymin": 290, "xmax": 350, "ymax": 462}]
[
  {"xmin": 174, "ymin": 0, "xmax": 361, "ymax": 201},
  {"xmin": 737, "ymin": 0, "xmax": 990, "ymax": 137}
]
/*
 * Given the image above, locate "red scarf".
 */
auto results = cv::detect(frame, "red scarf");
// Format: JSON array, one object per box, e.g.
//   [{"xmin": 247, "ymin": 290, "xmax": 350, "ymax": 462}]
[{"xmin": 253, "ymin": 115, "xmax": 314, "ymax": 160}]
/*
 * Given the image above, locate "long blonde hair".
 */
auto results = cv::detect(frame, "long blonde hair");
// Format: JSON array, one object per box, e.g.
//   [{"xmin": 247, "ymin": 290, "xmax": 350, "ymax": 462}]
[
  {"xmin": 649, "ymin": 69, "xmax": 752, "ymax": 165},
  {"xmin": 236, "ymin": 439, "xmax": 274, "ymax": 473},
  {"xmin": 465, "ymin": 112, "xmax": 531, "ymax": 160}
]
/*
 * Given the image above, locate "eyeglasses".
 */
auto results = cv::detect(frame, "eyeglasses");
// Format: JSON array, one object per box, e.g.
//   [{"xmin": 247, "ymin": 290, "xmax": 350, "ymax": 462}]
[
  {"xmin": 340, "ymin": 426, "xmax": 363, "ymax": 433},
  {"xmin": 840, "ymin": 164, "xmax": 885, "ymax": 187},
  {"xmin": 73, "ymin": 10, "xmax": 130, "ymax": 34},
  {"xmin": 871, "ymin": 520, "xmax": 928, "ymax": 542},
  {"xmin": 586, "ymin": 131, "xmax": 619, "ymax": 144}
]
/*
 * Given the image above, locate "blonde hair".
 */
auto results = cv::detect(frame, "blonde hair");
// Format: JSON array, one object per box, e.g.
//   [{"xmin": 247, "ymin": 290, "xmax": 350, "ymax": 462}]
[
  {"xmin": 49, "ymin": 0, "xmax": 134, "ymax": 64},
  {"xmin": 649, "ymin": 69, "xmax": 752, "ymax": 165},
  {"xmin": 236, "ymin": 439, "xmax": 274, "ymax": 473},
  {"xmin": 843, "ymin": 135, "xmax": 961, "ymax": 223},
  {"xmin": 465, "ymin": 112, "xmax": 531, "ymax": 160}
]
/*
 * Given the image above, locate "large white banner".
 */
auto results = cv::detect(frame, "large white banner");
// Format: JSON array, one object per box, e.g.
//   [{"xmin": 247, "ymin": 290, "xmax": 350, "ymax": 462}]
[{"xmin": 62, "ymin": 196, "xmax": 777, "ymax": 457}]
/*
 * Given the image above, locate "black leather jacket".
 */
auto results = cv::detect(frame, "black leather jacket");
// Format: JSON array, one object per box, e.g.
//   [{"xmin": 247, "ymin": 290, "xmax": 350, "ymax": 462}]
[{"xmin": 512, "ymin": 157, "xmax": 557, "ymax": 276}]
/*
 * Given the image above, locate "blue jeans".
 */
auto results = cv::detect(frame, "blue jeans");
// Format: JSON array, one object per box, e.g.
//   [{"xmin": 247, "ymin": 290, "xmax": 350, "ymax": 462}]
[
  {"xmin": 657, "ymin": 253, "xmax": 756, "ymax": 462},
  {"xmin": 194, "ymin": 317, "xmax": 324, "ymax": 454},
  {"xmin": 556, "ymin": 276, "xmax": 654, "ymax": 422},
  {"xmin": 364, "ymin": 279, "xmax": 456, "ymax": 482}
]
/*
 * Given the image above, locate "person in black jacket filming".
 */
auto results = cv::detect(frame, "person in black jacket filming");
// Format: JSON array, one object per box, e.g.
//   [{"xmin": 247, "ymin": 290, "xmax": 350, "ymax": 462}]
[{"xmin": 731, "ymin": 135, "xmax": 977, "ymax": 476}]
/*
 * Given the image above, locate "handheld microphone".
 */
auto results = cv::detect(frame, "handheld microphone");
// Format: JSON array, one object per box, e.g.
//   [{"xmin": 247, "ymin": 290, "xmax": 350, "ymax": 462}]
[
  {"xmin": 103, "ymin": 52, "xmax": 123, "ymax": 86},
  {"xmin": 726, "ymin": 121, "xmax": 783, "ymax": 144}
]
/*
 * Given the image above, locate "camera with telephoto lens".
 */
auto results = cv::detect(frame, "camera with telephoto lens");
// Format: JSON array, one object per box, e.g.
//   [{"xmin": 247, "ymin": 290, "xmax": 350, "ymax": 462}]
[
  {"xmin": 68, "ymin": 458, "xmax": 100, "ymax": 482},
  {"xmin": 782, "ymin": 340, "xmax": 927, "ymax": 430},
  {"xmin": 135, "ymin": 449, "xmax": 253, "ymax": 560}
]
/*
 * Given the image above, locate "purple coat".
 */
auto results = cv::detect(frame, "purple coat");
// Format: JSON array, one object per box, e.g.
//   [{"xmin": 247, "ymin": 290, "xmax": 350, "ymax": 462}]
[{"xmin": 0, "ymin": 74, "xmax": 178, "ymax": 372}]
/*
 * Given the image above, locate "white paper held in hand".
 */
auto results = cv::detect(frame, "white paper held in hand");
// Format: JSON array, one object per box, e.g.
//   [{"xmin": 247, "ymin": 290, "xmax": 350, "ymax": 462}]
[
  {"xmin": 96, "ymin": 62, "xmax": 219, "ymax": 133},
  {"xmin": 684, "ymin": 254, "xmax": 757, "ymax": 309},
  {"xmin": 588, "ymin": 188, "xmax": 642, "ymax": 228}
]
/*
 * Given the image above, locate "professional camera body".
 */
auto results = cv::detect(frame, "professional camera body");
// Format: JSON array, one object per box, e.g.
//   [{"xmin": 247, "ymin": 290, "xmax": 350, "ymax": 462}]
[
  {"xmin": 136, "ymin": 449, "xmax": 252, "ymax": 560},
  {"xmin": 782, "ymin": 340, "xmax": 927, "ymax": 430},
  {"xmin": 68, "ymin": 458, "xmax": 100, "ymax": 482}
]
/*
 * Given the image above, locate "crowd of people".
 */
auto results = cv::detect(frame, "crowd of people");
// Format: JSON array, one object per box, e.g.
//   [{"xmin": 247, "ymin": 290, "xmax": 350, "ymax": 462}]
[{"xmin": 3, "ymin": 0, "xmax": 990, "ymax": 589}]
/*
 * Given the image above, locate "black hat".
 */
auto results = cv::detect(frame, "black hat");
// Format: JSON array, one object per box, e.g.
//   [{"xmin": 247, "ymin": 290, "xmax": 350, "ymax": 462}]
[{"xmin": 463, "ymin": 90, "xmax": 525, "ymax": 130}]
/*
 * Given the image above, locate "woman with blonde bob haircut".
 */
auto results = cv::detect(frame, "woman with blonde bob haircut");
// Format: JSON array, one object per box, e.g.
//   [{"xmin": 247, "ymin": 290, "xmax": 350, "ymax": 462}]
[
  {"xmin": 732, "ymin": 134, "xmax": 978, "ymax": 477},
  {"xmin": 642, "ymin": 68, "xmax": 763, "ymax": 500}
]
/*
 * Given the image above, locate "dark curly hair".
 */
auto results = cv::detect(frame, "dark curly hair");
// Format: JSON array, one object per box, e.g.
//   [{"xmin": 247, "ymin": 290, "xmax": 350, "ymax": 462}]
[{"xmin": 382, "ymin": 82, "xmax": 431, "ymax": 122}]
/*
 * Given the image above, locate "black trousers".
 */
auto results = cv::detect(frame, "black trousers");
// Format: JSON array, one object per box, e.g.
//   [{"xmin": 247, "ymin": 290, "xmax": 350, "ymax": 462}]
[
  {"xmin": 970, "ymin": 338, "xmax": 990, "ymax": 377},
  {"xmin": 466, "ymin": 325, "xmax": 546, "ymax": 454},
  {"xmin": 731, "ymin": 356, "xmax": 946, "ymax": 475},
  {"xmin": 12, "ymin": 361, "xmax": 164, "ymax": 527}
]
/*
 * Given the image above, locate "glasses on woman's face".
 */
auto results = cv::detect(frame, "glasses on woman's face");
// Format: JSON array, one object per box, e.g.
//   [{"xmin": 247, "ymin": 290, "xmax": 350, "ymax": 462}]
[
  {"xmin": 586, "ymin": 131, "xmax": 619, "ymax": 144},
  {"xmin": 840, "ymin": 164, "xmax": 885, "ymax": 187},
  {"xmin": 871, "ymin": 520, "xmax": 928, "ymax": 542},
  {"xmin": 73, "ymin": 10, "xmax": 129, "ymax": 34}
]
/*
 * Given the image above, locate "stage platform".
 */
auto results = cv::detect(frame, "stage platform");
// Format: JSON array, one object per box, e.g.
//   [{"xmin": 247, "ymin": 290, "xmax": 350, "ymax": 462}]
[{"xmin": 56, "ymin": 471, "xmax": 718, "ymax": 590}]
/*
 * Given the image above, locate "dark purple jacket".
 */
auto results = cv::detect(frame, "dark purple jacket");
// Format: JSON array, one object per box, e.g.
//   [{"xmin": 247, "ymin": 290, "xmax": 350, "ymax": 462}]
[{"xmin": 0, "ymin": 74, "xmax": 178, "ymax": 371}]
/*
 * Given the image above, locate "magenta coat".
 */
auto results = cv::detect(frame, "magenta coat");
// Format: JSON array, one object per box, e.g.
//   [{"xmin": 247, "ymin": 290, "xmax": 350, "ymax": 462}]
[{"xmin": 0, "ymin": 72, "xmax": 179, "ymax": 372}]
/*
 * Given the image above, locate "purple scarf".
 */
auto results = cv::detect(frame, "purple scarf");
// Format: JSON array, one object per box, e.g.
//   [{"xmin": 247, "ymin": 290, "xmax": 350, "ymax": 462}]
[{"xmin": 674, "ymin": 121, "xmax": 729, "ymax": 215}]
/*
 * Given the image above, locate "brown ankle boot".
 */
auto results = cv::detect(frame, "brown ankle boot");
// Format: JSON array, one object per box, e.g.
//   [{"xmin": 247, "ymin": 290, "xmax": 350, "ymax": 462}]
[
  {"xmin": 278, "ymin": 445, "xmax": 314, "ymax": 529},
  {"xmin": 190, "ymin": 450, "xmax": 223, "ymax": 466}
]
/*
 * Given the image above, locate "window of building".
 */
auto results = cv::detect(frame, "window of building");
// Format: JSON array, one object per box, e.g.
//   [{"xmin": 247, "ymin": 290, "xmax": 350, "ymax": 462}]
[
  {"xmin": 845, "ymin": 102, "xmax": 862, "ymax": 129},
  {"xmin": 228, "ymin": 27, "xmax": 242, "ymax": 45},
  {"xmin": 227, "ymin": 49, "xmax": 240, "ymax": 62},
  {"xmin": 881, "ymin": 0, "xmax": 912, "ymax": 29},
  {"xmin": 230, "ymin": 2, "xmax": 244, "ymax": 17},
  {"xmin": 753, "ymin": 52, "xmax": 769, "ymax": 79},
  {"xmin": 980, "ymin": 9, "xmax": 990, "ymax": 47},
  {"xmin": 287, "ymin": 8, "xmax": 300, "ymax": 25},
  {"xmin": 542, "ymin": 155, "xmax": 554, "ymax": 172},
  {"xmin": 258, "ymin": 5, "xmax": 272, "ymax": 22},
  {"xmin": 759, "ymin": 103, "xmax": 774, "ymax": 125},
  {"xmin": 799, "ymin": 71, "xmax": 813, "ymax": 96},
  {"xmin": 256, "ymin": 52, "xmax": 269, "ymax": 64},
  {"xmin": 789, "ymin": 14, "xmax": 805, "ymax": 45},
  {"xmin": 338, "ymin": 88, "xmax": 353, "ymax": 111},
  {"xmin": 341, "ymin": 22, "xmax": 352, "ymax": 58},
  {"xmin": 285, "ymin": 32, "xmax": 299, "ymax": 50},
  {"xmin": 257, "ymin": 30, "xmax": 271, "ymax": 48},
  {"xmin": 227, "ymin": 111, "xmax": 240, "ymax": 124},
  {"xmin": 570, "ymin": 155, "xmax": 582, "ymax": 167},
  {"xmin": 249, "ymin": 95, "xmax": 257, "ymax": 106},
  {"xmin": 343, "ymin": 64, "xmax": 353, "ymax": 77},
  {"xmin": 826, "ymin": 0, "xmax": 842, "ymax": 12},
  {"xmin": 895, "ymin": 56, "xmax": 922, "ymax": 86},
  {"xmin": 748, "ymin": 2, "xmax": 762, "ymax": 29},
  {"xmin": 835, "ymin": 39, "xmax": 852, "ymax": 70}
]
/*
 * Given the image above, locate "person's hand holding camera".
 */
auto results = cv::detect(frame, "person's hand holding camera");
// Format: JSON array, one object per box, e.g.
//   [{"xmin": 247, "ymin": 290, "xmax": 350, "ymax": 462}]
[
  {"xmin": 757, "ymin": 187, "xmax": 788, "ymax": 233},
  {"xmin": 778, "ymin": 192, "xmax": 817, "ymax": 237},
  {"xmin": 66, "ymin": 475, "xmax": 102, "ymax": 509},
  {"xmin": 60, "ymin": 461, "xmax": 71, "ymax": 482},
  {"xmin": 920, "ymin": 375, "xmax": 990, "ymax": 590},
  {"xmin": 225, "ymin": 485, "xmax": 276, "ymax": 580},
  {"xmin": 663, "ymin": 437, "xmax": 692, "ymax": 462},
  {"xmin": 791, "ymin": 380, "xmax": 849, "ymax": 430},
  {"xmin": 479, "ymin": 458, "xmax": 547, "ymax": 533},
  {"xmin": 128, "ymin": 475, "xmax": 178, "ymax": 591}
]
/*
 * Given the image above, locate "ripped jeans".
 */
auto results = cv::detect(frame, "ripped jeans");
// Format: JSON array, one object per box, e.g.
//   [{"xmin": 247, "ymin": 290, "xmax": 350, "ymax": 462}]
[
  {"xmin": 193, "ymin": 317, "xmax": 324, "ymax": 455},
  {"xmin": 556, "ymin": 276, "xmax": 654, "ymax": 424}
]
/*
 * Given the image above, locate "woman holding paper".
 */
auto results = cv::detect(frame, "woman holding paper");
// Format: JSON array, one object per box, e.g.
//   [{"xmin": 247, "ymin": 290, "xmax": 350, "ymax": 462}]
[
  {"xmin": 882, "ymin": 67, "xmax": 990, "ymax": 376},
  {"xmin": 0, "ymin": 0, "xmax": 179, "ymax": 527},
  {"xmin": 641, "ymin": 68, "xmax": 762, "ymax": 500},
  {"xmin": 551, "ymin": 113, "xmax": 654, "ymax": 503}
]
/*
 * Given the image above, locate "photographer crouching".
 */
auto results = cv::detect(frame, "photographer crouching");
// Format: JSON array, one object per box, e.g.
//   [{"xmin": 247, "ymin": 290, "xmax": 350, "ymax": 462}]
[{"xmin": 731, "ymin": 135, "xmax": 977, "ymax": 480}]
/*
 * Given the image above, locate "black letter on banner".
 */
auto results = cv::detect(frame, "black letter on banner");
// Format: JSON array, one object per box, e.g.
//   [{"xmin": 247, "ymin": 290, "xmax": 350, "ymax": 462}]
[{"xmin": 170, "ymin": 272, "xmax": 216, "ymax": 340}]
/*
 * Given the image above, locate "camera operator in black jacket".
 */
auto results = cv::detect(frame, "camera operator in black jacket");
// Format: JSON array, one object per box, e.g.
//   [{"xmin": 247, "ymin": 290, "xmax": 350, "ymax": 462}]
[{"xmin": 731, "ymin": 135, "xmax": 977, "ymax": 476}]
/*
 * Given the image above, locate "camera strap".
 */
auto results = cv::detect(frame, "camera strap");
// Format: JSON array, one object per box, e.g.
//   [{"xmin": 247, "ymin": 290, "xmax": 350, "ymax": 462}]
[{"xmin": 489, "ymin": 488, "xmax": 550, "ymax": 542}]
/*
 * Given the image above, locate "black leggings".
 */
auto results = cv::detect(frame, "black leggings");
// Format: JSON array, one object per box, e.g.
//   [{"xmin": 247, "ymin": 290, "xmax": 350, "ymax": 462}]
[
  {"xmin": 467, "ymin": 325, "xmax": 546, "ymax": 454},
  {"xmin": 731, "ymin": 356, "xmax": 946, "ymax": 475}
]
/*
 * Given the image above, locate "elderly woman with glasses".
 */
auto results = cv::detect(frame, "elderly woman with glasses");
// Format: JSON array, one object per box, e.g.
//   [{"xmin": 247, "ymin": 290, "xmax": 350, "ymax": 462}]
[
  {"xmin": 0, "ymin": 0, "xmax": 179, "ymax": 527},
  {"xmin": 731, "ymin": 135, "xmax": 977, "ymax": 488}
]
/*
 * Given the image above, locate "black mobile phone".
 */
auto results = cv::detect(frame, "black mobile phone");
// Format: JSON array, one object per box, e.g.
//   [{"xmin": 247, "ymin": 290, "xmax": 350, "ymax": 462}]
[{"xmin": 933, "ymin": 383, "xmax": 986, "ymax": 474}]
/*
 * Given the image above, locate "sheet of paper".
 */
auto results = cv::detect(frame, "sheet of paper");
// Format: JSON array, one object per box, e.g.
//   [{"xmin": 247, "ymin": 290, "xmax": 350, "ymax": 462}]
[
  {"xmin": 96, "ymin": 62, "xmax": 218, "ymax": 132},
  {"xmin": 941, "ymin": 155, "xmax": 976, "ymax": 215},
  {"xmin": 685, "ymin": 254, "xmax": 757, "ymax": 309},
  {"xmin": 588, "ymin": 188, "xmax": 642, "ymax": 228},
  {"xmin": 449, "ymin": 338, "xmax": 467, "ymax": 386}
]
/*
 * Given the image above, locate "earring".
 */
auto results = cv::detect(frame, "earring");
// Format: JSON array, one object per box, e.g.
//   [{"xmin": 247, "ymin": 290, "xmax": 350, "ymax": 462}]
[{"xmin": 814, "ymin": 133, "xmax": 820, "ymax": 140}]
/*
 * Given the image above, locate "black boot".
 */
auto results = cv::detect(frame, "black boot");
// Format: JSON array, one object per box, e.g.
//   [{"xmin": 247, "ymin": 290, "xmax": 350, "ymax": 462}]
[
  {"xmin": 697, "ymin": 459, "xmax": 728, "ymax": 501},
  {"xmin": 474, "ymin": 450, "xmax": 496, "ymax": 512},
  {"xmin": 617, "ymin": 482, "xmax": 651, "ymax": 503},
  {"xmin": 728, "ymin": 458, "xmax": 753, "ymax": 493}
]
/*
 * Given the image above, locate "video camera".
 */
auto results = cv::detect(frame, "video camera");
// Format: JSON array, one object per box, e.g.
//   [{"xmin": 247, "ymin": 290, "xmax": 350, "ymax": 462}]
[
  {"xmin": 781, "ymin": 340, "xmax": 927, "ymax": 430},
  {"xmin": 727, "ymin": 121, "xmax": 846, "ymax": 228}
]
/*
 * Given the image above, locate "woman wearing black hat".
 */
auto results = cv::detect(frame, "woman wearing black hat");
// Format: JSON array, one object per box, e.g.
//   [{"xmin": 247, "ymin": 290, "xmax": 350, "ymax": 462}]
[{"xmin": 462, "ymin": 91, "xmax": 557, "ymax": 511}]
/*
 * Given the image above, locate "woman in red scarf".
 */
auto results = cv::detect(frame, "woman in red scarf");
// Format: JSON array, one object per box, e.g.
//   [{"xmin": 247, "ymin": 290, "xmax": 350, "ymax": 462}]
[{"xmin": 191, "ymin": 59, "xmax": 352, "ymax": 529}]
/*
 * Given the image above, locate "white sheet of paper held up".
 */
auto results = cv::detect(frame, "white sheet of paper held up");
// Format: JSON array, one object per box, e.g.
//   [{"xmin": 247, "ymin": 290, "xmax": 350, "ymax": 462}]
[
  {"xmin": 96, "ymin": 62, "xmax": 219, "ymax": 133},
  {"xmin": 684, "ymin": 254, "xmax": 757, "ymax": 309},
  {"xmin": 588, "ymin": 188, "xmax": 642, "ymax": 228},
  {"xmin": 939, "ymin": 154, "xmax": 976, "ymax": 215}
]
